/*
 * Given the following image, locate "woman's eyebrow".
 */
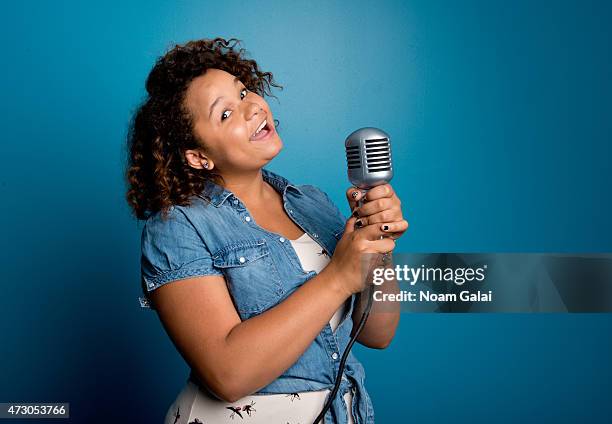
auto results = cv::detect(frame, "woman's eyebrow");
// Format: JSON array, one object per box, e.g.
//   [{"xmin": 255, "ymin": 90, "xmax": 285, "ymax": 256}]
[{"xmin": 208, "ymin": 77, "xmax": 241, "ymax": 119}]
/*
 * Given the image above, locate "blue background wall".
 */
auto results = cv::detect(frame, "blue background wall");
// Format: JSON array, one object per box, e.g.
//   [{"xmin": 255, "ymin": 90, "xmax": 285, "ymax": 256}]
[{"xmin": 1, "ymin": 0, "xmax": 611, "ymax": 422}]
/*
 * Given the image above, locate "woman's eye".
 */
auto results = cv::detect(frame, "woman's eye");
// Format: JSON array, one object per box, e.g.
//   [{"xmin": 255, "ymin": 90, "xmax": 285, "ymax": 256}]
[{"xmin": 221, "ymin": 89, "xmax": 247, "ymax": 121}]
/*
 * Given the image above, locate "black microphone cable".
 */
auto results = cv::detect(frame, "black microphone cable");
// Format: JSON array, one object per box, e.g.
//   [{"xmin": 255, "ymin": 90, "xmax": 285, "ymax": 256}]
[{"xmin": 312, "ymin": 282, "xmax": 375, "ymax": 424}]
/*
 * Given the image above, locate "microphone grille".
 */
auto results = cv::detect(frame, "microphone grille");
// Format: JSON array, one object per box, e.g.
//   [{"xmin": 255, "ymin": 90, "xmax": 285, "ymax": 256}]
[
  {"xmin": 346, "ymin": 144, "xmax": 361, "ymax": 169},
  {"xmin": 364, "ymin": 137, "xmax": 391, "ymax": 173},
  {"xmin": 345, "ymin": 127, "xmax": 393, "ymax": 189}
]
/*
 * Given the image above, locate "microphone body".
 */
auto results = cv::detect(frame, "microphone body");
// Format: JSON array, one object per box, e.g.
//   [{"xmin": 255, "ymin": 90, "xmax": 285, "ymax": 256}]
[
  {"xmin": 345, "ymin": 127, "xmax": 393, "ymax": 192},
  {"xmin": 346, "ymin": 126, "xmax": 395, "ymax": 262}
]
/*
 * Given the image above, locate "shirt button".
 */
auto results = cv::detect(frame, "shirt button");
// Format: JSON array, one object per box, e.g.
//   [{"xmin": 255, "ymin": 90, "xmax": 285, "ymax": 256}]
[
  {"xmin": 279, "ymin": 237, "xmax": 286, "ymax": 243},
  {"xmin": 288, "ymin": 209, "xmax": 294, "ymax": 214},
  {"xmin": 148, "ymin": 282, "xmax": 154, "ymax": 288},
  {"xmin": 331, "ymin": 352, "xmax": 339, "ymax": 360},
  {"xmin": 239, "ymin": 256, "xmax": 246, "ymax": 263},
  {"xmin": 312, "ymin": 233, "xmax": 319, "ymax": 238},
  {"xmin": 245, "ymin": 216, "xmax": 251, "ymax": 222},
  {"xmin": 232, "ymin": 199, "xmax": 239, "ymax": 205}
]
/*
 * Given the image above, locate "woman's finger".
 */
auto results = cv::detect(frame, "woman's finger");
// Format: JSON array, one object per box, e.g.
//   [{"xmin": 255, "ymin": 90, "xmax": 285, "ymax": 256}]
[
  {"xmin": 380, "ymin": 220, "xmax": 409, "ymax": 234},
  {"xmin": 346, "ymin": 187, "xmax": 364, "ymax": 212},
  {"xmin": 353, "ymin": 197, "xmax": 395, "ymax": 218},
  {"xmin": 353, "ymin": 219, "xmax": 388, "ymax": 240},
  {"xmin": 364, "ymin": 184, "xmax": 394, "ymax": 202},
  {"xmin": 354, "ymin": 209, "xmax": 402, "ymax": 226}
]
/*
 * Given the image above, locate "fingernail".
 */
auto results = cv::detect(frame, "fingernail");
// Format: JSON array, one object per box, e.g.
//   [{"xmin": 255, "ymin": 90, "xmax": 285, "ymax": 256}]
[
  {"xmin": 351, "ymin": 191, "xmax": 359, "ymax": 199},
  {"xmin": 352, "ymin": 209, "xmax": 359, "ymax": 218},
  {"xmin": 355, "ymin": 219, "xmax": 363, "ymax": 228},
  {"xmin": 382, "ymin": 225, "xmax": 389, "ymax": 231}
]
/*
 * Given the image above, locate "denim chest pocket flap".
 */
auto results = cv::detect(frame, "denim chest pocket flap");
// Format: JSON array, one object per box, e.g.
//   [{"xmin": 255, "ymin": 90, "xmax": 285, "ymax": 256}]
[
  {"xmin": 212, "ymin": 240, "xmax": 284, "ymax": 317},
  {"xmin": 213, "ymin": 241, "xmax": 269, "ymax": 267}
]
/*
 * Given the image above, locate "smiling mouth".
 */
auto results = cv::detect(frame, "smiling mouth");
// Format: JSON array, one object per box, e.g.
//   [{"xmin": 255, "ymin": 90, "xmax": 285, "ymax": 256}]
[{"xmin": 250, "ymin": 118, "xmax": 273, "ymax": 141}]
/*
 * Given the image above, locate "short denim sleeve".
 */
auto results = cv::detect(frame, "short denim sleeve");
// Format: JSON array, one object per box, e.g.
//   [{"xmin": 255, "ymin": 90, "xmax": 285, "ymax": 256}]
[{"xmin": 141, "ymin": 207, "xmax": 222, "ymax": 293}]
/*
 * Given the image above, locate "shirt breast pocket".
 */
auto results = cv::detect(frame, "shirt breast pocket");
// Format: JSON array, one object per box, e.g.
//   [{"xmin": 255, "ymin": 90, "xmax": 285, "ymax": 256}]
[{"xmin": 212, "ymin": 240, "xmax": 284, "ymax": 319}]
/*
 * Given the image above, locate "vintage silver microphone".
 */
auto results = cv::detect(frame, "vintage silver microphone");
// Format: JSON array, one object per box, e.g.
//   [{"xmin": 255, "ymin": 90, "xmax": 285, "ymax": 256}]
[
  {"xmin": 346, "ymin": 127, "xmax": 393, "ymax": 187},
  {"xmin": 346, "ymin": 127, "xmax": 394, "ymax": 266},
  {"xmin": 313, "ymin": 127, "xmax": 394, "ymax": 424},
  {"xmin": 346, "ymin": 127, "xmax": 394, "ymax": 262},
  {"xmin": 345, "ymin": 127, "xmax": 393, "ymax": 199}
]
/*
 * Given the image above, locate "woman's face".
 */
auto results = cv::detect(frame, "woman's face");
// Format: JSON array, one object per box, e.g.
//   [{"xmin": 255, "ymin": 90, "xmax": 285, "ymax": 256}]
[{"xmin": 183, "ymin": 68, "xmax": 283, "ymax": 174}]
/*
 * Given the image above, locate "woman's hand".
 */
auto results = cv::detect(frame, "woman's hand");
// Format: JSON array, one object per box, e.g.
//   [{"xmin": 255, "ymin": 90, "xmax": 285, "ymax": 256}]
[
  {"xmin": 324, "ymin": 216, "xmax": 395, "ymax": 297},
  {"xmin": 346, "ymin": 184, "xmax": 408, "ymax": 240}
]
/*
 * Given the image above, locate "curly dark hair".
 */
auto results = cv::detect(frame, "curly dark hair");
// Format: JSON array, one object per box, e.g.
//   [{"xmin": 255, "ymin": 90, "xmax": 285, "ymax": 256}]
[{"xmin": 125, "ymin": 38, "xmax": 282, "ymax": 220}]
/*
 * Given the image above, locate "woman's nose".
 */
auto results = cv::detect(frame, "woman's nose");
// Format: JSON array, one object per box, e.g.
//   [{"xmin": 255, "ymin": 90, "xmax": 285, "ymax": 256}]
[{"xmin": 244, "ymin": 102, "xmax": 264, "ymax": 120}]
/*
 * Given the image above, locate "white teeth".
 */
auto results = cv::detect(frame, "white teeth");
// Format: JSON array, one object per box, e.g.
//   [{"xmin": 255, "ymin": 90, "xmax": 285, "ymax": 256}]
[{"xmin": 254, "ymin": 119, "xmax": 267, "ymax": 135}]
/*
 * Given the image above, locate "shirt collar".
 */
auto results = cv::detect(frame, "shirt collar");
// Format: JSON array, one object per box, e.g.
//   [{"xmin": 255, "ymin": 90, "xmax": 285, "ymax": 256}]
[{"xmin": 198, "ymin": 168, "xmax": 304, "ymax": 207}]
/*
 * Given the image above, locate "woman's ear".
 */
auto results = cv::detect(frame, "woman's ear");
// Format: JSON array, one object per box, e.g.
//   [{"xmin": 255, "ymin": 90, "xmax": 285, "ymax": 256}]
[{"xmin": 184, "ymin": 149, "xmax": 214, "ymax": 170}]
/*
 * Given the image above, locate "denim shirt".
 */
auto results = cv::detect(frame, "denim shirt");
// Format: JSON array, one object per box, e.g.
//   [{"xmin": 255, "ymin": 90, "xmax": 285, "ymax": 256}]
[{"xmin": 140, "ymin": 168, "xmax": 375, "ymax": 424}]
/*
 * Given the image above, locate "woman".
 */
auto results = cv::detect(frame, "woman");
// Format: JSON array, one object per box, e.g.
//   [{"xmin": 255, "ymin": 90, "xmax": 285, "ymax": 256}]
[{"xmin": 126, "ymin": 38, "xmax": 408, "ymax": 424}]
